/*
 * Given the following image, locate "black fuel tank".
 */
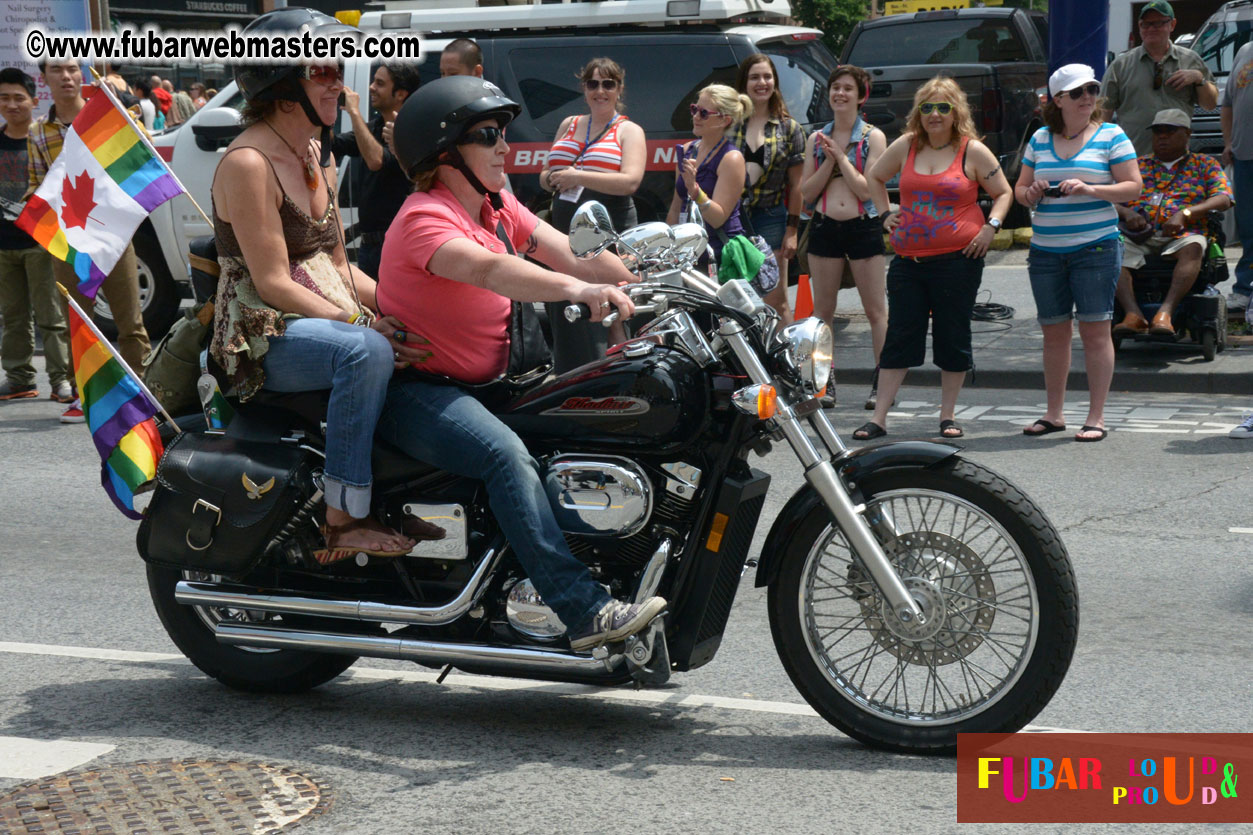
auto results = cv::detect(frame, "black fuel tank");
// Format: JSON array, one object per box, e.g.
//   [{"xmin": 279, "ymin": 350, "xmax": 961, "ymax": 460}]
[{"xmin": 500, "ymin": 345, "xmax": 710, "ymax": 454}]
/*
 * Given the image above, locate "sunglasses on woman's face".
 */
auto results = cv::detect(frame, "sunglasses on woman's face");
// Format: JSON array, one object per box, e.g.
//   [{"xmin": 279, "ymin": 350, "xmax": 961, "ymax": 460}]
[
  {"xmin": 457, "ymin": 126, "xmax": 505, "ymax": 147},
  {"xmin": 918, "ymin": 101, "xmax": 953, "ymax": 116},
  {"xmin": 689, "ymin": 103, "xmax": 724, "ymax": 120},
  {"xmin": 304, "ymin": 65, "xmax": 344, "ymax": 86},
  {"xmin": 584, "ymin": 78, "xmax": 618, "ymax": 91},
  {"xmin": 1066, "ymin": 83, "xmax": 1102, "ymax": 99}
]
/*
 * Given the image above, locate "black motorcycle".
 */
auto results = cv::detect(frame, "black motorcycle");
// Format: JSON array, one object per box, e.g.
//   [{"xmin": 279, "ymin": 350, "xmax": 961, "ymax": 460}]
[{"xmin": 138, "ymin": 203, "xmax": 1078, "ymax": 754}]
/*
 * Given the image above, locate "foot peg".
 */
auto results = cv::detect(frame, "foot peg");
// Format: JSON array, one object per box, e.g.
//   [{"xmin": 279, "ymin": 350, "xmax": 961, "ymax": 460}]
[{"xmin": 624, "ymin": 615, "xmax": 670, "ymax": 686}]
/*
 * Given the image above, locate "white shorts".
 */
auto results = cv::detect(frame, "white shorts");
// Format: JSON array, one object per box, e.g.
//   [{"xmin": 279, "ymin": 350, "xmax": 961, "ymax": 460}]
[{"xmin": 1122, "ymin": 233, "xmax": 1207, "ymax": 270}]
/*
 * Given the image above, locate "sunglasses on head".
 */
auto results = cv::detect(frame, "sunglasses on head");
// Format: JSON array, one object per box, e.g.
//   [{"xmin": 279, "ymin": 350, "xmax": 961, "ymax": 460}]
[
  {"xmin": 1065, "ymin": 83, "xmax": 1102, "ymax": 99},
  {"xmin": 918, "ymin": 101, "xmax": 952, "ymax": 116},
  {"xmin": 584, "ymin": 78, "xmax": 618, "ymax": 91},
  {"xmin": 457, "ymin": 125, "xmax": 505, "ymax": 147},
  {"xmin": 303, "ymin": 65, "xmax": 344, "ymax": 86},
  {"xmin": 690, "ymin": 103, "xmax": 724, "ymax": 120}
]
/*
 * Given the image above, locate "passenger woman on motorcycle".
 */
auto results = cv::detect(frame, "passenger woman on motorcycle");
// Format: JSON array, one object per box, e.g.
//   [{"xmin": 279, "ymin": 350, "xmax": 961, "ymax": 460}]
[
  {"xmin": 375, "ymin": 76, "xmax": 667, "ymax": 652},
  {"xmin": 209, "ymin": 8, "xmax": 419, "ymax": 561}
]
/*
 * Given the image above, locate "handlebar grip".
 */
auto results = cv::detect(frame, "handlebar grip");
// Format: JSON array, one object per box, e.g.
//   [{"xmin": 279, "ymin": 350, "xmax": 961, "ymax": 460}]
[{"xmin": 564, "ymin": 303, "xmax": 591, "ymax": 322}]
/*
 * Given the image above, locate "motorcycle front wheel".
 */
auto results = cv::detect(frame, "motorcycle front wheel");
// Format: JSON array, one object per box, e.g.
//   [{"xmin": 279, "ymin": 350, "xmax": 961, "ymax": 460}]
[
  {"xmin": 768, "ymin": 457, "xmax": 1078, "ymax": 754},
  {"xmin": 147, "ymin": 565, "xmax": 358, "ymax": 693}
]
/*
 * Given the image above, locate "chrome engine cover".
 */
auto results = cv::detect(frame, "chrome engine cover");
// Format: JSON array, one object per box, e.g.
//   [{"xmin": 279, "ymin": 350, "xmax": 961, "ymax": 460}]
[
  {"xmin": 545, "ymin": 455, "xmax": 652, "ymax": 537},
  {"xmin": 505, "ymin": 578, "xmax": 567, "ymax": 640}
]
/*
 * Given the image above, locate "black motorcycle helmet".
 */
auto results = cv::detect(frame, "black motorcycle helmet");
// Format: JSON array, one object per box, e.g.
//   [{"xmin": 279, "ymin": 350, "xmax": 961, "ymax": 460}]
[
  {"xmin": 392, "ymin": 76, "xmax": 521, "ymax": 207},
  {"xmin": 234, "ymin": 7, "xmax": 359, "ymax": 164}
]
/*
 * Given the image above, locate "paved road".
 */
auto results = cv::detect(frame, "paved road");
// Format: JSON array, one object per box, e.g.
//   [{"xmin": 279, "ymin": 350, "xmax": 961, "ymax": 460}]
[{"xmin": 1, "ymin": 386, "xmax": 1251, "ymax": 834}]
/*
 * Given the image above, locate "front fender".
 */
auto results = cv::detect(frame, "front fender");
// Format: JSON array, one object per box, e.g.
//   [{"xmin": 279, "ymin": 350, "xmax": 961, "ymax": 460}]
[{"xmin": 753, "ymin": 440, "xmax": 960, "ymax": 588}]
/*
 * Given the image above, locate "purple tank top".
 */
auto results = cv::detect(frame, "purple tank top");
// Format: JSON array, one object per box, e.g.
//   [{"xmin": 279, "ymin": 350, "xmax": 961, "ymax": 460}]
[{"xmin": 676, "ymin": 138, "xmax": 743, "ymax": 255}]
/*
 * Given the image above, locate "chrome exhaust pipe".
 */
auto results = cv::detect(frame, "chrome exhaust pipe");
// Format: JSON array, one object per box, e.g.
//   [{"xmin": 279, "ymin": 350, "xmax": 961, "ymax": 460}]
[
  {"xmin": 214, "ymin": 622, "xmax": 617, "ymax": 677},
  {"xmin": 175, "ymin": 546, "xmax": 501, "ymax": 627}
]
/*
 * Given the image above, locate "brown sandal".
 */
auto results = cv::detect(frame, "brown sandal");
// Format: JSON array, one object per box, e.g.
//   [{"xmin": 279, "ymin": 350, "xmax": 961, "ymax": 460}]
[{"xmin": 313, "ymin": 519, "xmax": 414, "ymax": 565}]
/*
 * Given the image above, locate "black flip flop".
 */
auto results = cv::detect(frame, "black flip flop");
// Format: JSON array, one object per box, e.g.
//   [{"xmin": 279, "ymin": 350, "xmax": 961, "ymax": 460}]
[
  {"xmin": 853, "ymin": 421, "xmax": 886, "ymax": 441},
  {"xmin": 939, "ymin": 419, "xmax": 964, "ymax": 439},
  {"xmin": 1023, "ymin": 419, "xmax": 1066, "ymax": 436},
  {"xmin": 1074, "ymin": 425, "xmax": 1108, "ymax": 442}
]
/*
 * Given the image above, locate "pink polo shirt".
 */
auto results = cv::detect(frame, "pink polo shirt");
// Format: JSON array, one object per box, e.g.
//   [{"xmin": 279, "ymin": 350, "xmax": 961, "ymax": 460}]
[{"xmin": 376, "ymin": 182, "xmax": 539, "ymax": 383}]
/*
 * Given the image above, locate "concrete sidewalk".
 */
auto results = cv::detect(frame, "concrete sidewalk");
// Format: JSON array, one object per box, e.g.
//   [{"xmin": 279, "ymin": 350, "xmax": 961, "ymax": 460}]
[{"xmin": 815, "ymin": 246, "xmax": 1252, "ymax": 396}]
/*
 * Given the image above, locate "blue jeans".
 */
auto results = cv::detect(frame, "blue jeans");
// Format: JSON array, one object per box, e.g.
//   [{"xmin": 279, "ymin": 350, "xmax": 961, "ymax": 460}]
[
  {"xmin": 1232, "ymin": 159, "xmax": 1253, "ymax": 296},
  {"xmin": 377, "ymin": 380, "xmax": 611, "ymax": 632},
  {"xmin": 262, "ymin": 317, "xmax": 394, "ymax": 517},
  {"xmin": 1027, "ymin": 239, "xmax": 1122, "ymax": 325}
]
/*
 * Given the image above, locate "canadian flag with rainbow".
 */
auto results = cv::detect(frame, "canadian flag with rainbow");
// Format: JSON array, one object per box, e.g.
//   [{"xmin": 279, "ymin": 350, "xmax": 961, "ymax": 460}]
[{"xmin": 17, "ymin": 81, "xmax": 185, "ymax": 299}]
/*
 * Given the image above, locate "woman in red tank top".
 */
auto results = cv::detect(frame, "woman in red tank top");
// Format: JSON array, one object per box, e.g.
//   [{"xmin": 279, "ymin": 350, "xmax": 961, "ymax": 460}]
[{"xmin": 856, "ymin": 76, "xmax": 1013, "ymax": 441}]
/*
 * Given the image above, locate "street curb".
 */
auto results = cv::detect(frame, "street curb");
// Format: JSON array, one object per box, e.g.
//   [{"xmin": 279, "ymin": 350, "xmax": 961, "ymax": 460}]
[{"xmin": 835, "ymin": 364, "xmax": 1253, "ymax": 396}]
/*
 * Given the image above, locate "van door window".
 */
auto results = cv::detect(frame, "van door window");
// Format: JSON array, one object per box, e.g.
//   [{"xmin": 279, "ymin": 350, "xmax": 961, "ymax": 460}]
[
  {"xmin": 1194, "ymin": 18, "xmax": 1253, "ymax": 75},
  {"xmin": 507, "ymin": 45, "xmax": 739, "ymax": 135},
  {"xmin": 757, "ymin": 39, "xmax": 838, "ymax": 127},
  {"xmin": 845, "ymin": 20, "xmax": 1029, "ymax": 67}
]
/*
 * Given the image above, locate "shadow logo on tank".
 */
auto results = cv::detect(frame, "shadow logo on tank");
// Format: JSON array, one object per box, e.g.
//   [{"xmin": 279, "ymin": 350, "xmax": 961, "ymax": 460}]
[{"xmin": 541, "ymin": 396, "xmax": 650, "ymax": 416}]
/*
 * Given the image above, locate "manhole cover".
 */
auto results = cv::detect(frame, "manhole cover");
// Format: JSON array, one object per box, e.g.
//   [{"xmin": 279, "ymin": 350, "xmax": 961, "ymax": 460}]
[{"xmin": 0, "ymin": 759, "xmax": 330, "ymax": 834}]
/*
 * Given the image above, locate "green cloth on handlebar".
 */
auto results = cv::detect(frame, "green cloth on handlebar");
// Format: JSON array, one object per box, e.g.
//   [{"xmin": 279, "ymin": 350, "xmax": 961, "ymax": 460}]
[{"xmin": 717, "ymin": 234, "xmax": 766, "ymax": 285}]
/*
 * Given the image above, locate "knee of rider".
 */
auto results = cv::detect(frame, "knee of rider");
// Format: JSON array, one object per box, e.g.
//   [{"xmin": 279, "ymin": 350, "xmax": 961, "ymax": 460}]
[{"xmin": 348, "ymin": 327, "xmax": 394, "ymax": 370}]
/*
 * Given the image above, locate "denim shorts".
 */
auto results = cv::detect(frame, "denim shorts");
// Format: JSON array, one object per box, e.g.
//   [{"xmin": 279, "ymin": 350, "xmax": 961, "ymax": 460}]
[
  {"xmin": 807, "ymin": 213, "xmax": 885, "ymax": 261},
  {"xmin": 746, "ymin": 203, "xmax": 787, "ymax": 251},
  {"xmin": 1027, "ymin": 238, "xmax": 1123, "ymax": 325}
]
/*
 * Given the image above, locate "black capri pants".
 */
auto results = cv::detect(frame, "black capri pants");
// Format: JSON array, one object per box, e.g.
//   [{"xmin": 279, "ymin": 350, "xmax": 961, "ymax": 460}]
[{"xmin": 879, "ymin": 253, "xmax": 984, "ymax": 372}]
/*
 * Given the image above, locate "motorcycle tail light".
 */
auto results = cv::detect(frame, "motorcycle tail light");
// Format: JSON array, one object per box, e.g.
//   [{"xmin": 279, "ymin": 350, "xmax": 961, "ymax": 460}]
[{"xmin": 731, "ymin": 384, "xmax": 776, "ymax": 420}]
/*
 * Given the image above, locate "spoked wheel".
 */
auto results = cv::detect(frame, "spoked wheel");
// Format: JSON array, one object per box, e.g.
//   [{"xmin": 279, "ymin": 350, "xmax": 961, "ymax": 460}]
[
  {"xmin": 768, "ymin": 458, "xmax": 1078, "ymax": 754},
  {"xmin": 147, "ymin": 565, "xmax": 358, "ymax": 693}
]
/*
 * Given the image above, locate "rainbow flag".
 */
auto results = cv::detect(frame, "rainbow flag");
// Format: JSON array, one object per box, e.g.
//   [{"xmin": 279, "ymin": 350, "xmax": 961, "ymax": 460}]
[
  {"xmin": 67, "ymin": 295, "xmax": 164, "ymax": 519},
  {"xmin": 17, "ymin": 84, "xmax": 184, "ymax": 299}
]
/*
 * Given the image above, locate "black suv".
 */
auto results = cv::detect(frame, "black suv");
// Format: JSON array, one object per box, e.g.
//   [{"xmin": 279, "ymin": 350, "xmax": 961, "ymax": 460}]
[
  {"xmin": 403, "ymin": 25, "xmax": 839, "ymax": 222},
  {"xmin": 1189, "ymin": 0, "xmax": 1253, "ymax": 155}
]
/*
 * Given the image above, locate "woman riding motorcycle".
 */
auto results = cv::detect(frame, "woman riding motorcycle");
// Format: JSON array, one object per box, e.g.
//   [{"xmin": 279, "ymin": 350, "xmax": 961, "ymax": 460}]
[{"xmin": 374, "ymin": 76, "xmax": 666, "ymax": 652}]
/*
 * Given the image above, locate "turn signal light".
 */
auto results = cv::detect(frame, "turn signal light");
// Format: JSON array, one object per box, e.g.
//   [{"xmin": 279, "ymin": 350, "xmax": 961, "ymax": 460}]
[{"xmin": 731, "ymin": 384, "xmax": 777, "ymax": 420}]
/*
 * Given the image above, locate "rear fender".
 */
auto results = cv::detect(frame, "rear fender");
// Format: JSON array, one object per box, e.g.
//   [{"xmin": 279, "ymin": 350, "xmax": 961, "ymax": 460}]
[{"xmin": 753, "ymin": 441, "xmax": 960, "ymax": 588}]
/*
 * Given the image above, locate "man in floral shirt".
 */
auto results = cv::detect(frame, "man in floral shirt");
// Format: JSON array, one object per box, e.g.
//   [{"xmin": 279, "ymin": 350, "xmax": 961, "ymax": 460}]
[{"xmin": 1113, "ymin": 108, "xmax": 1232, "ymax": 336}]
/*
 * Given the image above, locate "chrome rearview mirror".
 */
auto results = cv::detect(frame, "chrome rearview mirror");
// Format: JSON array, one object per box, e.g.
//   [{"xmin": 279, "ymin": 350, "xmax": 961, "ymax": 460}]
[
  {"xmin": 616, "ymin": 222, "xmax": 674, "ymax": 269},
  {"xmin": 568, "ymin": 201, "xmax": 616, "ymax": 259},
  {"xmin": 669, "ymin": 223, "xmax": 708, "ymax": 265}
]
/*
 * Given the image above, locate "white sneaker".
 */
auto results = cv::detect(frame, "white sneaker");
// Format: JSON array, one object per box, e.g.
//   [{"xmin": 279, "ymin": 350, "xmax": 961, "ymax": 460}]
[
  {"xmin": 1228, "ymin": 291, "xmax": 1251, "ymax": 311},
  {"xmin": 1230, "ymin": 413, "xmax": 1253, "ymax": 439}
]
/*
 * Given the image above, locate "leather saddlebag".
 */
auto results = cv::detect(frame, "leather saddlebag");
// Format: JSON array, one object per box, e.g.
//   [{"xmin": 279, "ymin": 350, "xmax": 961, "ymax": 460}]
[{"xmin": 137, "ymin": 431, "xmax": 319, "ymax": 575}]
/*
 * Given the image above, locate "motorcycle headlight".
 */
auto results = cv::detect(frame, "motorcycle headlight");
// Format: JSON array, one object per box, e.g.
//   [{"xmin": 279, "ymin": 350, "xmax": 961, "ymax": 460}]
[{"xmin": 779, "ymin": 318, "xmax": 833, "ymax": 393}]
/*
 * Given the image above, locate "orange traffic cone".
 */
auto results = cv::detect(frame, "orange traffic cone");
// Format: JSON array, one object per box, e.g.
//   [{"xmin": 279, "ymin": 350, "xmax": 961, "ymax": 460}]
[{"xmin": 794, "ymin": 273, "xmax": 814, "ymax": 319}]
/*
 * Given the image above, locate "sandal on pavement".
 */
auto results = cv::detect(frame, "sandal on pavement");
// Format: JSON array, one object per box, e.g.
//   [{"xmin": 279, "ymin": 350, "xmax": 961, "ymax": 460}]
[
  {"xmin": 852, "ymin": 421, "xmax": 886, "ymax": 441},
  {"xmin": 939, "ymin": 419, "xmax": 964, "ymax": 439},
  {"xmin": 1074, "ymin": 425, "xmax": 1107, "ymax": 443},
  {"xmin": 314, "ymin": 518, "xmax": 414, "ymax": 565},
  {"xmin": 1023, "ymin": 419, "xmax": 1066, "ymax": 437}
]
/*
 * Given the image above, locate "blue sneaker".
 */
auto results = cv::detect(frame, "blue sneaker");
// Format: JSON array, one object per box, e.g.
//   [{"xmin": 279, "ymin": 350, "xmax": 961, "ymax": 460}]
[{"xmin": 568, "ymin": 597, "xmax": 666, "ymax": 652}]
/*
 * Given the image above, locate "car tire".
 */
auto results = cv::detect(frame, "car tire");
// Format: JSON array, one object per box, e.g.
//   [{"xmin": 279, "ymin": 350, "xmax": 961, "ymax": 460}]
[{"xmin": 94, "ymin": 231, "xmax": 182, "ymax": 341}]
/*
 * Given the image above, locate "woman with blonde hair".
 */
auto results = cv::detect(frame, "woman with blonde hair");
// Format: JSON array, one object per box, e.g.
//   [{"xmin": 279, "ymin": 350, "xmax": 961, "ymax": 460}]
[
  {"xmin": 540, "ymin": 57, "xmax": 646, "ymax": 371},
  {"xmin": 800, "ymin": 64, "xmax": 889, "ymax": 408},
  {"xmin": 733, "ymin": 53, "xmax": 806, "ymax": 323},
  {"xmin": 666, "ymin": 84, "xmax": 751, "ymax": 263},
  {"xmin": 861, "ymin": 75, "xmax": 1013, "ymax": 441}
]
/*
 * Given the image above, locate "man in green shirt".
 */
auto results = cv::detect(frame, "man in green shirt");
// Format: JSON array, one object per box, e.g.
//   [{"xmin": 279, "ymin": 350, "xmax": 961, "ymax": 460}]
[{"xmin": 1101, "ymin": 0, "xmax": 1218, "ymax": 157}]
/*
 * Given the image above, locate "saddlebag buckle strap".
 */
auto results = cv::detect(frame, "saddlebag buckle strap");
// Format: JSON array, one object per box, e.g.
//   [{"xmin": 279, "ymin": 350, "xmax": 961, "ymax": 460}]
[{"xmin": 185, "ymin": 499, "xmax": 222, "ymax": 552}]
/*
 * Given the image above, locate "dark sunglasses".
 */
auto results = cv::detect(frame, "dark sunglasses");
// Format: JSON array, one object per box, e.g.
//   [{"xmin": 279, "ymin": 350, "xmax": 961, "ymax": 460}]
[
  {"xmin": 1065, "ymin": 83, "xmax": 1102, "ymax": 99},
  {"xmin": 457, "ymin": 126, "xmax": 505, "ymax": 147},
  {"xmin": 689, "ymin": 103, "xmax": 725, "ymax": 120},
  {"xmin": 584, "ymin": 78, "xmax": 618, "ymax": 91},
  {"xmin": 918, "ymin": 101, "xmax": 952, "ymax": 115},
  {"xmin": 1151, "ymin": 124, "xmax": 1185, "ymax": 134},
  {"xmin": 303, "ymin": 65, "xmax": 344, "ymax": 86},
  {"xmin": 1153, "ymin": 62, "xmax": 1164, "ymax": 90}
]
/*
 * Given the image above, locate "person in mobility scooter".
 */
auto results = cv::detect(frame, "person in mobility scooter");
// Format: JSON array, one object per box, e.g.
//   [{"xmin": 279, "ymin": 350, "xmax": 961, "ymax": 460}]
[{"xmin": 1112, "ymin": 108, "xmax": 1233, "ymax": 359}]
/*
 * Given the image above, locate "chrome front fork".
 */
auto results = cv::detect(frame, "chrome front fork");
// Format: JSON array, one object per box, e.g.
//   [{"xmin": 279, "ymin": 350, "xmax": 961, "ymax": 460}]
[{"xmin": 720, "ymin": 323, "xmax": 927, "ymax": 627}]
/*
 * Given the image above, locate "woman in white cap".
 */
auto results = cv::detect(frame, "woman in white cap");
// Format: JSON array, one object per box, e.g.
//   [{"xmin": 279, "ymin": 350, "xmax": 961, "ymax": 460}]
[{"xmin": 1014, "ymin": 64, "xmax": 1142, "ymax": 443}]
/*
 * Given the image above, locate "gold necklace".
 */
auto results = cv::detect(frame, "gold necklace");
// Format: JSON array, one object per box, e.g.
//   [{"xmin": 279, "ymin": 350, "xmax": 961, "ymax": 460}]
[{"xmin": 263, "ymin": 120, "xmax": 319, "ymax": 191}]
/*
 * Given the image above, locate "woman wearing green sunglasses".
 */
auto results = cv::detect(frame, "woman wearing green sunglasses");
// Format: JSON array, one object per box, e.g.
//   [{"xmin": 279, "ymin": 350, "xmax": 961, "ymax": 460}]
[{"xmin": 861, "ymin": 76, "xmax": 1012, "ymax": 441}]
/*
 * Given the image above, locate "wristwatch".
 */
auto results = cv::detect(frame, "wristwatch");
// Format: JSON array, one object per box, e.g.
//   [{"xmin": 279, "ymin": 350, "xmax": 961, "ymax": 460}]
[
  {"xmin": 1182, "ymin": 208, "xmax": 1194, "ymax": 219},
  {"xmin": 987, "ymin": 217, "xmax": 1002, "ymax": 231}
]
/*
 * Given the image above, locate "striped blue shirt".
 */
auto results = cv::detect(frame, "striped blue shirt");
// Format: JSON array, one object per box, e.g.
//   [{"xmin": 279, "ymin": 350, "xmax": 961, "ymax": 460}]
[{"xmin": 1022, "ymin": 123, "xmax": 1137, "ymax": 252}]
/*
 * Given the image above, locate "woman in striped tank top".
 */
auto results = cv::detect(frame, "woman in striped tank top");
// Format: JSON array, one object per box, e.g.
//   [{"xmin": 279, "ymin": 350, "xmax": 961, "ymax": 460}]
[
  {"xmin": 1014, "ymin": 64, "xmax": 1141, "ymax": 443},
  {"xmin": 540, "ymin": 58, "xmax": 645, "ymax": 372}
]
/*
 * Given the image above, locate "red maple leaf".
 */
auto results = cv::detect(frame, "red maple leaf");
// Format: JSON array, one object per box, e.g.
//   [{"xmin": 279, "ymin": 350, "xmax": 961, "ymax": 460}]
[{"xmin": 61, "ymin": 172, "xmax": 97, "ymax": 230}]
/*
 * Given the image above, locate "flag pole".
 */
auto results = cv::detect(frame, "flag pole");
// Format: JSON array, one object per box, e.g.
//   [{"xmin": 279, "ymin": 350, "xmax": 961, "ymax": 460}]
[
  {"xmin": 57, "ymin": 283, "xmax": 183, "ymax": 434},
  {"xmin": 88, "ymin": 68, "xmax": 214, "ymax": 230}
]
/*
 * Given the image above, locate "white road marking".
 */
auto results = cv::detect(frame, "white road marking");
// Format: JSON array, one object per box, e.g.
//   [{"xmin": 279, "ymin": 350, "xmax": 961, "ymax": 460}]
[
  {"xmin": 0, "ymin": 641, "xmax": 1087, "ymax": 734},
  {"xmin": 0, "ymin": 736, "xmax": 115, "ymax": 780},
  {"xmin": 1229, "ymin": 527, "xmax": 1253, "ymax": 534}
]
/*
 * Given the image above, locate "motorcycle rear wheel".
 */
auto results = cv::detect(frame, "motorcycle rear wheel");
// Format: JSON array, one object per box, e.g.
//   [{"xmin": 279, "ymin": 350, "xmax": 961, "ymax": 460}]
[
  {"xmin": 768, "ymin": 458, "xmax": 1078, "ymax": 754},
  {"xmin": 147, "ymin": 565, "xmax": 358, "ymax": 693}
]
